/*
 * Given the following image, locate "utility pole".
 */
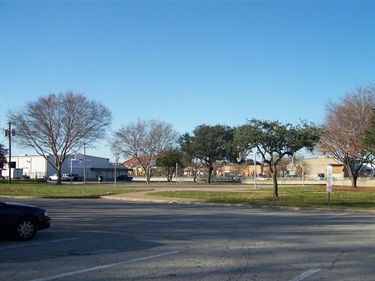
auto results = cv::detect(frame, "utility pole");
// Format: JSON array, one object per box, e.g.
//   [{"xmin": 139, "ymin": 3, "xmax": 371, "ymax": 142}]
[
  {"xmin": 4, "ymin": 121, "xmax": 15, "ymax": 184},
  {"xmin": 114, "ymin": 154, "xmax": 119, "ymax": 188},
  {"xmin": 83, "ymin": 142, "xmax": 86, "ymax": 183}
]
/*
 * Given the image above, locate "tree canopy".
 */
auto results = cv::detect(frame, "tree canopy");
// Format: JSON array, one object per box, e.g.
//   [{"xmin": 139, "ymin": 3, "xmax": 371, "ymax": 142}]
[
  {"xmin": 177, "ymin": 133, "xmax": 203, "ymax": 182},
  {"xmin": 111, "ymin": 119, "xmax": 178, "ymax": 184},
  {"xmin": 9, "ymin": 90, "xmax": 112, "ymax": 184},
  {"xmin": 157, "ymin": 148, "xmax": 184, "ymax": 181},
  {"xmin": 234, "ymin": 119, "xmax": 322, "ymax": 197},
  {"xmin": 318, "ymin": 83, "xmax": 375, "ymax": 188},
  {"xmin": 363, "ymin": 108, "xmax": 375, "ymax": 161},
  {"xmin": 179, "ymin": 124, "xmax": 235, "ymax": 183}
]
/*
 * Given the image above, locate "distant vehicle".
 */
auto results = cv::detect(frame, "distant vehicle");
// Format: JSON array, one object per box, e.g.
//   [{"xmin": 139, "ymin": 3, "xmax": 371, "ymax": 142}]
[
  {"xmin": 49, "ymin": 174, "xmax": 58, "ymax": 181},
  {"xmin": 71, "ymin": 174, "xmax": 84, "ymax": 181},
  {"xmin": 0, "ymin": 201, "xmax": 51, "ymax": 241},
  {"xmin": 233, "ymin": 175, "xmax": 246, "ymax": 182},
  {"xmin": 61, "ymin": 174, "xmax": 73, "ymax": 181},
  {"xmin": 116, "ymin": 174, "xmax": 133, "ymax": 181},
  {"xmin": 49, "ymin": 174, "xmax": 83, "ymax": 181}
]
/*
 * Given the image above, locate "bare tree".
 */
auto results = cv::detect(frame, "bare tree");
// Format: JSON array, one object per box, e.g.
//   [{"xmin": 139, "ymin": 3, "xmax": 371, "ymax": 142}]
[
  {"xmin": 9, "ymin": 91, "xmax": 112, "ymax": 184},
  {"xmin": 318, "ymin": 84, "xmax": 375, "ymax": 188},
  {"xmin": 111, "ymin": 119, "xmax": 178, "ymax": 184}
]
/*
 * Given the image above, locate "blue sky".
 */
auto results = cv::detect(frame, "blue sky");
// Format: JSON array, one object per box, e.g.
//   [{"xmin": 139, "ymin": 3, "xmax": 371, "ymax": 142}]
[{"xmin": 1, "ymin": 0, "xmax": 374, "ymax": 161}]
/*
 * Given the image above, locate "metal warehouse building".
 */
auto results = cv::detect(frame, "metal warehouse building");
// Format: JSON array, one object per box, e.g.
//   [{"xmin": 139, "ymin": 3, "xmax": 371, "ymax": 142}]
[{"xmin": 5, "ymin": 153, "xmax": 131, "ymax": 181}]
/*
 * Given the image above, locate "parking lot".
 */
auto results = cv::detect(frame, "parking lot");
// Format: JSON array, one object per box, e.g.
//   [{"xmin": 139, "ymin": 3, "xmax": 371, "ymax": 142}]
[{"xmin": 0, "ymin": 198, "xmax": 374, "ymax": 281}]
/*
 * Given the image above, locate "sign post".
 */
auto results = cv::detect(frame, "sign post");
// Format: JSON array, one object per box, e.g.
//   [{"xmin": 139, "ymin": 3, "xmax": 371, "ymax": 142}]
[{"xmin": 326, "ymin": 165, "xmax": 333, "ymax": 205}]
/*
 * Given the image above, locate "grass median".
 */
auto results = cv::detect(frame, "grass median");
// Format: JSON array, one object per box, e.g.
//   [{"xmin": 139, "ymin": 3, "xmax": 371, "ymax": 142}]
[
  {"xmin": 0, "ymin": 180, "xmax": 145, "ymax": 198},
  {"xmin": 0, "ymin": 180, "xmax": 374, "ymax": 210},
  {"xmin": 150, "ymin": 186, "xmax": 375, "ymax": 210}
]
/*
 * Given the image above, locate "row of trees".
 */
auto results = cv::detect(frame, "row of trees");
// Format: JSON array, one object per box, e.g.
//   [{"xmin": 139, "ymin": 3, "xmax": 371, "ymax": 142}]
[
  {"xmin": 111, "ymin": 120, "xmax": 321, "ymax": 197},
  {"xmin": 3, "ymin": 83, "xmax": 375, "ymax": 197}
]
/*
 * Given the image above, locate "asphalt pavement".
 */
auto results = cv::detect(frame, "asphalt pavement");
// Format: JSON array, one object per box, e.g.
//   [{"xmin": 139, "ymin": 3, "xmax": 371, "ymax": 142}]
[{"xmin": 2, "ymin": 197, "xmax": 374, "ymax": 281}]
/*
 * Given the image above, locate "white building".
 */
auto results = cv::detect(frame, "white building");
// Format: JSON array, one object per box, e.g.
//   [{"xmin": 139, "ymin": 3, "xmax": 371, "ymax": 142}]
[{"xmin": 4, "ymin": 153, "xmax": 131, "ymax": 181}]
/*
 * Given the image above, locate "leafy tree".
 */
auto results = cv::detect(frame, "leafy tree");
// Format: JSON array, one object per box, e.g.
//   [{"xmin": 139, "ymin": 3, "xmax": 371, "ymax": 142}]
[
  {"xmin": 235, "ymin": 119, "xmax": 322, "ymax": 197},
  {"xmin": 8, "ymin": 91, "xmax": 112, "ymax": 184},
  {"xmin": 177, "ymin": 133, "xmax": 203, "ymax": 182},
  {"xmin": 157, "ymin": 148, "xmax": 184, "ymax": 182},
  {"xmin": 181, "ymin": 124, "xmax": 234, "ymax": 183},
  {"xmin": 318, "ymin": 84, "xmax": 375, "ymax": 188},
  {"xmin": 0, "ymin": 144, "xmax": 7, "ymax": 170},
  {"xmin": 111, "ymin": 119, "xmax": 178, "ymax": 184}
]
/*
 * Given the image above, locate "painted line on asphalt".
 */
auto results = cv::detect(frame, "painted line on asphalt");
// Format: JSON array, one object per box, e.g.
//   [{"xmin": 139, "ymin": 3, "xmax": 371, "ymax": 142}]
[
  {"xmin": 289, "ymin": 269, "xmax": 321, "ymax": 281},
  {"xmin": 0, "ymin": 238, "xmax": 79, "ymax": 250},
  {"xmin": 31, "ymin": 251, "xmax": 179, "ymax": 281},
  {"xmin": 323, "ymin": 213, "xmax": 349, "ymax": 220}
]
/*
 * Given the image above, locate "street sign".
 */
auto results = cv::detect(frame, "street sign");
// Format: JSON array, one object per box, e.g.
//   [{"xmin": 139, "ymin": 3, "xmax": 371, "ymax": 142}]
[
  {"xmin": 326, "ymin": 165, "xmax": 333, "ymax": 192},
  {"xmin": 326, "ymin": 165, "xmax": 333, "ymax": 205}
]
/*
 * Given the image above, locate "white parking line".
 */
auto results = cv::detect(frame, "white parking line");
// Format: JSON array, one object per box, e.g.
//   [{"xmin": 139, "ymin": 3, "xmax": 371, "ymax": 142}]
[
  {"xmin": 289, "ymin": 269, "xmax": 321, "ymax": 281},
  {"xmin": 0, "ymin": 238, "xmax": 79, "ymax": 250},
  {"xmin": 323, "ymin": 213, "xmax": 349, "ymax": 220},
  {"xmin": 31, "ymin": 251, "xmax": 179, "ymax": 281}
]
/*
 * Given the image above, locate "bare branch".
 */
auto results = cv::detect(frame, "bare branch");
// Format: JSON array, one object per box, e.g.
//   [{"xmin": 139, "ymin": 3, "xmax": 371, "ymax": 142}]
[
  {"xmin": 318, "ymin": 83, "xmax": 375, "ymax": 188},
  {"xmin": 111, "ymin": 119, "xmax": 178, "ymax": 184},
  {"xmin": 9, "ymin": 90, "xmax": 112, "ymax": 184}
]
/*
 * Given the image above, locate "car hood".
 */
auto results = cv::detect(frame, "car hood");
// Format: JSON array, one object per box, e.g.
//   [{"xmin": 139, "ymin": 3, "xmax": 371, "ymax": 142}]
[{"xmin": 1, "ymin": 202, "xmax": 44, "ymax": 209}]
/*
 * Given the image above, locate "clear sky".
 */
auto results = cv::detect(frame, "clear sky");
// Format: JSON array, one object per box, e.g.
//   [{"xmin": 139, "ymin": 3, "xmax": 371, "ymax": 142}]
[{"xmin": 1, "ymin": 0, "xmax": 374, "ymax": 161}]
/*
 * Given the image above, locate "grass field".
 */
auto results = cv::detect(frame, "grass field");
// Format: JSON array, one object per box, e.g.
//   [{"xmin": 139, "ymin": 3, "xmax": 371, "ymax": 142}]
[
  {"xmin": 150, "ymin": 186, "xmax": 375, "ymax": 210},
  {"xmin": 0, "ymin": 179, "xmax": 144, "ymax": 197},
  {"xmin": 0, "ymin": 179, "xmax": 374, "ymax": 210}
]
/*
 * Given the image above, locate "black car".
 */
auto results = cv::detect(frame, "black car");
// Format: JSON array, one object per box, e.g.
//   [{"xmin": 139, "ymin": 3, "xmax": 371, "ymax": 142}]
[
  {"xmin": 71, "ymin": 174, "xmax": 84, "ymax": 181},
  {"xmin": 0, "ymin": 202, "xmax": 51, "ymax": 241},
  {"xmin": 116, "ymin": 174, "xmax": 133, "ymax": 181}
]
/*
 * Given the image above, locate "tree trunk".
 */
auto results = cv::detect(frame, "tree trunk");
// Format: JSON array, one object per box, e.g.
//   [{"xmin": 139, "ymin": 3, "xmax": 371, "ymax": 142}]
[
  {"xmin": 192, "ymin": 166, "xmax": 200, "ymax": 183},
  {"xmin": 167, "ymin": 167, "xmax": 171, "ymax": 182},
  {"xmin": 271, "ymin": 163, "xmax": 278, "ymax": 197},
  {"xmin": 272, "ymin": 172, "xmax": 278, "ymax": 197},
  {"xmin": 167, "ymin": 167, "xmax": 174, "ymax": 182},
  {"xmin": 350, "ymin": 176, "xmax": 358, "ymax": 189},
  {"xmin": 345, "ymin": 163, "xmax": 358, "ymax": 188},
  {"xmin": 207, "ymin": 164, "xmax": 214, "ymax": 183},
  {"xmin": 145, "ymin": 165, "xmax": 151, "ymax": 184},
  {"xmin": 56, "ymin": 164, "xmax": 62, "ymax": 185}
]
